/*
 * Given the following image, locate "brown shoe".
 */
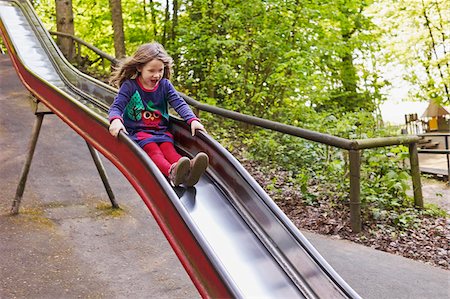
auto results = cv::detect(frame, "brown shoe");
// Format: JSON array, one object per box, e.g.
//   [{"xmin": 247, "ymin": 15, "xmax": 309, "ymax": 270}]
[
  {"xmin": 168, "ymin": 157, "xmax": 190, "ymax": 186},
  {"xmin": 185, "ymin": 152, "xmax": 209, "ymax": 187}
]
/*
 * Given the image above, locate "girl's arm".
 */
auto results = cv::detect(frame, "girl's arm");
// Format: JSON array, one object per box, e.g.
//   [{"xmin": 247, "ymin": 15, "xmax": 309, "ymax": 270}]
[
  {"xmin": 109, "ymin": 118, "xmax": 128, "ymax": 137},
  {"xmin": 190, "ymin": 119, "xmax": 207, "ymax": 136},
  {"xmin": 165, "ymin": 80, "xmax": 206, "ymax": 136},
  {"xmin": 108, "ymin": 81, "xmax": 132, "ymax": 137}
]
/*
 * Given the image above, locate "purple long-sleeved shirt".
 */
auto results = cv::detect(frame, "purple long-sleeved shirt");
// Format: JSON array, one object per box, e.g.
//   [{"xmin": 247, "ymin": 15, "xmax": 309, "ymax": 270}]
[{"xmin": 108, "ymin": 78, "xmax": 198, "ymax": 147}]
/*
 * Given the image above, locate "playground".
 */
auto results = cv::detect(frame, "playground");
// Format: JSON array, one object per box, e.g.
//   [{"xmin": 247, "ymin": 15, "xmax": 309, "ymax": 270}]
[
  {"xmin": 1, "ymin": 0, "xmax": 449, "ymax": 298},
  {"xmin": 1, "ymin": 48, "xmax": 449, "ymax": 299}
]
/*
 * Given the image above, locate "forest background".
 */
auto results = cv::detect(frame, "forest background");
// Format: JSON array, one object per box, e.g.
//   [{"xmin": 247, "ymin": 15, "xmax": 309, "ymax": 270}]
[{"xmin": 30, "ymin": 0, "xmax": 449, "ymax": 267}]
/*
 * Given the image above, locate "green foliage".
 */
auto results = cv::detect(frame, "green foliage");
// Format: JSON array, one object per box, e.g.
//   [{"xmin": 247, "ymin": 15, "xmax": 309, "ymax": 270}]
[
  {"xmin": 361, "ymin": 146, "xmax": 413, "ymax": 212},
  {"xmin": 33, "ymin": 0, "xmax": 448, "ymax": 110},
  {"xmin": 173, "ymin": 0, "xmax": 381, "ymax": 117},
  {"xmin": 367, "ymin": 0, "xmax": 449, "ymax": 104},
  {"xmin": 0, "ymin": 39, "xmax": 6, "ymax": 53},
  {"xmin": 32, "ymin": 0, "xmax": 447, "ymax": 231},
  {"xmin": 34, "ymin": 0, "xmax": 165, "ymax": 57}
]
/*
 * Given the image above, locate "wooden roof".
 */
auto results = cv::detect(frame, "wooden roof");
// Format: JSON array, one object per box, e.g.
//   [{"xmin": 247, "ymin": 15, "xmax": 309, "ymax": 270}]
[{"xmin": 421, "ymin": 100, "xmax": 450, "ymax": 117}]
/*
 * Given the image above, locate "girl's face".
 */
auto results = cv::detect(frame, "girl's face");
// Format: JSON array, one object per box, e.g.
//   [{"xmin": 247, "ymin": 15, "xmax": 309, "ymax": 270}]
[{"xmin": 137, "ymin": 59, "xmax": 164, "ymax": 89}]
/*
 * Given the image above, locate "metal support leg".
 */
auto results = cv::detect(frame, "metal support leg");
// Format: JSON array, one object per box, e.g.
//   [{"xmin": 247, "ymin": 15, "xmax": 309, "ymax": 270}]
[
  {"xmin": 12, "ymin": 111, "xmax": 119, "ymax": 214},
  {"xmin": 86, "ymin": 142, "xmax": 119, "ymax": 209},
  {"xmin": 11, "ymin": 113, "xmax": 44, "ymax": 215}
]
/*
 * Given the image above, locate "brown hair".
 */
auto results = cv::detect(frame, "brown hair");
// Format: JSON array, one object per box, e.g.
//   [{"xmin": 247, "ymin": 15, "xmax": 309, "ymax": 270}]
[{"xmin": 109, "ymin": 42, "xmax": 173, "ymax": 88}]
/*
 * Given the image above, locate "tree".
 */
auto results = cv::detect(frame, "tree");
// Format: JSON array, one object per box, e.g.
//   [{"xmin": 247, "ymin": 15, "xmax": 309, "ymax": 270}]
[
  {"xmin": 162, "ymin": 0, "xmax": 170, "ymax": 46},
  {"xmin": 55, "ymin": 0, "xmax": 75, "ymax": 61},
  {"xmin": 369, "ymin": 0, "xmax": 449, "ymax": 105},
  {"xmin": 173, "ymin": 0, "xmax": 379, "ymax": 118},
  {"xmin": 307, "ymin": 0, "xmax": 378, "ymax": 113},
  {"xmin": 420, "ymin": 0, "xmax": 449, "ymax": 103},
  {"xmin": 109, "ymin": 0, "xmax": 126, "ymax": 58},
  {"xmin": 336, "ymin": 1, "xmax": 373, "ymax": 112},
  {"xmin": 37, "ymin": 0, "xmax": 383, "ymax": 120},
  {"xmin": 148, "ymin": 0, "xmax": 159, "ymax": 38}
]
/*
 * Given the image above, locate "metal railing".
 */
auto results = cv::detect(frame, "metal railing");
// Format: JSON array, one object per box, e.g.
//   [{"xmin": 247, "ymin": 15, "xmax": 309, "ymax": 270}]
[
  {"xmin": 49, "ymin": 31, "xmax": 118, "ymax": 71},
  {"xmin": 51, "ymin": 32, "xmax": 425, "ymax": 232},
  {"xmin": 180, "ymin": 94, "xmax": 423, "ymax": 232}
]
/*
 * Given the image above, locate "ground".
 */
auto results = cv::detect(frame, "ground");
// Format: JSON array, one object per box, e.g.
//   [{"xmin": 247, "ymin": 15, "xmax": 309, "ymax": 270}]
[
  {"xmin": 420, "ymin": 178, "xmax": 450, "ymax": 213},
  {"xmin": 0, "ymin": 56, "xmax": 199, "ymax": 298},
  {"xmin": 1, "ymin": 54, "xmax": 448, "ymax": 298}
]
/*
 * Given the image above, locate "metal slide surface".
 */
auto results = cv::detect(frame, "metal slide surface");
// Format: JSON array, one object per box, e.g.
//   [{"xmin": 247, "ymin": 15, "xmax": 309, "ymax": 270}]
[{"xmin": 0, "ymin": 1, "xmax": 361, "ymax": 298}]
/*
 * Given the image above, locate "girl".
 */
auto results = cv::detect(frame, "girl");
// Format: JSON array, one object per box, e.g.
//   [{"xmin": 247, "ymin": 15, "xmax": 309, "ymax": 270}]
[{"xmin": 108, "ymin": 42, "xmax": 209, "ymax": 187}]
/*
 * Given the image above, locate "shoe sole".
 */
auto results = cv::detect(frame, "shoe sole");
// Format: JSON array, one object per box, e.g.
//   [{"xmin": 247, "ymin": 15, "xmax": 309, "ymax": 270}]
[
  {"xmin": 185, "ymin": 153, "xmax": 209, "ymax": 187},
  {"xmin": 172, "ymin": 157, "xmax": 191, "ymax": 186}
]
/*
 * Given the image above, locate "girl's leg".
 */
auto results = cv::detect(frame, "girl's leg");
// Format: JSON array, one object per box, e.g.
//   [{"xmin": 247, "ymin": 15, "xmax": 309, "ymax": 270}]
[
  {"xmin": 184, "ymin": 152, "xmax": 209, "ymax": 187},
  {"xmin": 160, "ymin": 142, "xmax": 183, "ymax": 164},
  {"xmin": 159, "ymin": 142, "xmax": 190, "ymax": 186},
  {"xmin": 142, "ymin": 142, "xmax": 172, "ymax": 176}
]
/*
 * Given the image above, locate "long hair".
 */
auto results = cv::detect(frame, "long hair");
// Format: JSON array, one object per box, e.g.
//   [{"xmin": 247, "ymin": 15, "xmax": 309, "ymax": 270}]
[{"xmin": 109, "ymin": 42, "xmax": 173, "ymax": 88}]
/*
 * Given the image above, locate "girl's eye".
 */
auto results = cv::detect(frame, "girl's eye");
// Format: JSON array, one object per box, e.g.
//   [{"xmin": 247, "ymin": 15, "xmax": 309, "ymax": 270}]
[{"xmin": 143, "ymin": 111, "xmax": 152, "ymax": 119}]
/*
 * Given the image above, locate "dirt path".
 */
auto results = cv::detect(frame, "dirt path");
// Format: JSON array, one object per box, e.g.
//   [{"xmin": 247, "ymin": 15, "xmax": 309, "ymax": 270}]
[
  {"xmin": 417, "ymin": 153, "xmax": 450, "ymax": 213},
  {"xmin": 418, "ymin": 178, "xmax": 450, "ymax": 213}
]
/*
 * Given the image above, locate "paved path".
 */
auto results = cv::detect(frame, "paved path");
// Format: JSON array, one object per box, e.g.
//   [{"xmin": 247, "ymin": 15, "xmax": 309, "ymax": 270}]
[
  {"xmin": 0, "ymin": 55, "xmax": 198, "ymax": 298},
  {"xmin": 1, "ymin": 54, "xmax": 449, "ymax": 298},
  {"xmin": 304, "ymin": 232, "xmax": 449, "ymax": 299}
]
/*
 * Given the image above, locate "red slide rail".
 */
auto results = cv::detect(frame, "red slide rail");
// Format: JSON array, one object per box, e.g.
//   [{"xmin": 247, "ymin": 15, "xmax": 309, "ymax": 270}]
[{"xmin": 0, "ymin": 7, "xmax": 232, "ymax": 298}]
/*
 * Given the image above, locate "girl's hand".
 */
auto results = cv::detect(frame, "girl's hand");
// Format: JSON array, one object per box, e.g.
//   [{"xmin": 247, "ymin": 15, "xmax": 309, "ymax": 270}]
[
  {"xmin": 190, "ymin": 120, "xmax": 207, "ymax": 136},
  {"xmin": 109, "ymin": 118, "xmax": 128, "ymax": 137}
]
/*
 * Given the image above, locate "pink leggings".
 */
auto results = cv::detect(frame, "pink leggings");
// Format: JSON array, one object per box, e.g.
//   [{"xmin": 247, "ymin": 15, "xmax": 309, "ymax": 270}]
[{"xmin": 142, "ymin": 142, "xmax": 182, "ymax": 177}]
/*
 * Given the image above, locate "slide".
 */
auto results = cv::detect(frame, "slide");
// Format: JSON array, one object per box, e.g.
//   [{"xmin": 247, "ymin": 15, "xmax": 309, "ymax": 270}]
[{"xmin": 0, "ymin": 0, "xmax": 360, "ymax": 298}]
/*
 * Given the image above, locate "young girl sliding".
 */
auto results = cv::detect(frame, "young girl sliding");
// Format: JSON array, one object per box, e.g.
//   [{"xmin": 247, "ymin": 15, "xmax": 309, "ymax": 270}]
[{"xmin": 108, "ymin": 42, "xmax": 208, "ymax": 187}]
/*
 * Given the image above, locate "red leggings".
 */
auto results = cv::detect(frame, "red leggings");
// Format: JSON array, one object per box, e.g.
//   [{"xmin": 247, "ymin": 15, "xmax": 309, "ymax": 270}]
[{"xmin": 142, "ymin": 142, "xmax": 182, "ymax": 177}]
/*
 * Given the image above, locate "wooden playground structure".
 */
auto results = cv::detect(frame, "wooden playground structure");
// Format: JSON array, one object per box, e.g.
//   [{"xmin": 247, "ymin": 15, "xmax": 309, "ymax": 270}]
[{"xmin": 404, "ymin": 100, "xmax": 450, "ymax": 183}]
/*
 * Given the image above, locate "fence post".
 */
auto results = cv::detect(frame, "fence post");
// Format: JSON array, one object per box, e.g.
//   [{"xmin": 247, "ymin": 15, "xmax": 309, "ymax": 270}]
[
  {"xmin": 349, "ymin": 149, "xmax": 361, "ymax": 233},
  {"xmin": 409, "ymin": 142, "xmax": 424, "ymax": 208},
  {"xmin": 445, "ymin": 135, "xmax": 450, "ymax": 185}
]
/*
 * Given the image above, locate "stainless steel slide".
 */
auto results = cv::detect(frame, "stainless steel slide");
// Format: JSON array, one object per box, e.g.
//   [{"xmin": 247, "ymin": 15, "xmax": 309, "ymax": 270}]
[{"xmin": 0, "ymin": 0, "xmax": 361, "ymax": 297}]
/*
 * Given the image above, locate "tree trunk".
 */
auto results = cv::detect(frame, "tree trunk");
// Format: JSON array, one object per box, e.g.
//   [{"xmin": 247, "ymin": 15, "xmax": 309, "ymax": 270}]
[
  {"xmin": 149, "ymin": 0, "xmax": 158, "ymax": 38},
  {"xmin": 162, "ymin": 0, "xmax": 170, "ymax": 46},
  {"xmin": 421, "ymin": 0, "xmax": 449, "ymax": 102},
  {"xmin": 55, "ymin": 0, "xmax": 75, "ymax": 61},
  {"xmin": 341, "ymin": 49, "xmax": 358, "ymax": 106},
  {"xmin": 171, "ymin": 0, "xmax": 179, "ymax": 75},
  {"xmin": 171, "ymin": 0, "xmax": 178, "ymax": 42},
  {"xmin": 338, "ymin": 4, "xmax": 365, "ymax": 111},
  {"xmin": 109, "ymin": 0, "xmax": 126, "ymax": 58}
]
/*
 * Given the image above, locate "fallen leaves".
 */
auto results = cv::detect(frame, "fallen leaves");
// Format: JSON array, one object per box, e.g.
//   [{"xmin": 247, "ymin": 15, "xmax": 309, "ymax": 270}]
[{"xmin": 239, "ymin": 156, "xmax": 449, "ymax": 270}]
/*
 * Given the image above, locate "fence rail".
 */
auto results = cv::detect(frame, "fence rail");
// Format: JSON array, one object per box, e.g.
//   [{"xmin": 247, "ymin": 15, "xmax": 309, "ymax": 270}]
[{"xmin": 50, "ymin": 31, "xmax": 425, "ymax": 233}]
